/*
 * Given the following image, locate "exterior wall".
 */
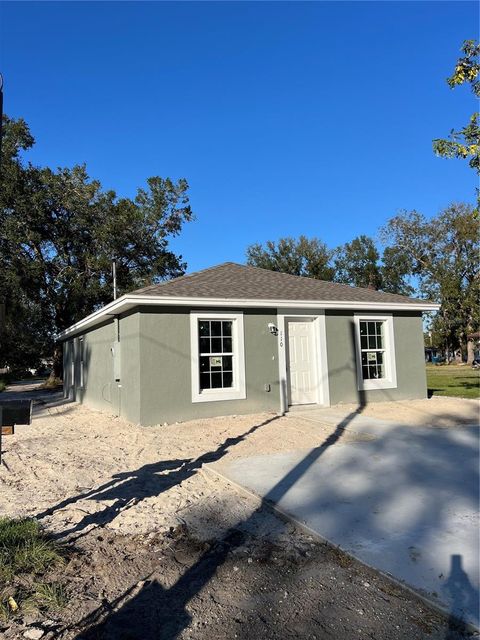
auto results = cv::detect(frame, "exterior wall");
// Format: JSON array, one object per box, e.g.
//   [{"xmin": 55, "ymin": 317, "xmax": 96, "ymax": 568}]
[
  {"xmin": 75, "ymin": 320, "xmax": 119, "ymax": 415},
  {"xmin": 63, "ymin": 315, "xmax": 142, "ymax": 424},
  {"xmin": 62, "ymin": 304, "xmax": 427, "ymax": 426},
  {"xmin": 325, "ymin": 310, "xmax": 427, "ymax": 405},
  {"xmin": 138, "ymin": 307, "xmax": 279, "ymax": 425},
  {"xmin": 117, "ymin": 312, "xmax": 142, "ymax": 424}
]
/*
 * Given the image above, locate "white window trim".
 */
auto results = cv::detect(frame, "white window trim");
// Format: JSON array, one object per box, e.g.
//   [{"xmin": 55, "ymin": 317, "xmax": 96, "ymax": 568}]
[
  {"xmin": 190, "ymin": 312, "xmax": 246, "ymax": 403},
  {"xmin": 354, "ymin": 314, "xmax": 397, "ymax": 391}
]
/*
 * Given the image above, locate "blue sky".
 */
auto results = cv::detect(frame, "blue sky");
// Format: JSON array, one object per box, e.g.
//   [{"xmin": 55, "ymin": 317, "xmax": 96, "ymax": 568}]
[{"xmin": 0, "ymin": 1, "xmax": 477, "ymax": 272}]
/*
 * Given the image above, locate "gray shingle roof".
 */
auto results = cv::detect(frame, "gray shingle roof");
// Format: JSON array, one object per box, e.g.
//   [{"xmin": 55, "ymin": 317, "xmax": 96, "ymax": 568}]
[{"xmin": 131, "ymin": 262, "xmax": 429, "ymax": 306}]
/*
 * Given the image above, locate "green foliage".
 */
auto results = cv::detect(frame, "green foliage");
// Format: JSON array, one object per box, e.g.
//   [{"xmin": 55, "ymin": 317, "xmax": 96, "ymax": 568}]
[
  {"xmin": 383, "ymin": 203, "xmax": 480, "ymax": 362},
  {"xmin": 34, "ymin": 581, "xmax": 69, "ymax": 611},
  {"xmin": 0, "ymin": 517, "xmax": 63, "ymax": 582},
  {"xmin": 246, "ymin": 235, "xmax": 335, "ymax": 281},
  {"xmin": 0, "ymin": 115, "xmax": 194, "ymax": 373},
  {"xmin": 446, "ymin": 39, "xmax": 480, "ymax": 95},
  {"xmin": 333, "ymin": 235, "xmax": 413, "ymax": 294},
  {"xmin": 433, "ymin": 40, "xmax": 480, "ymax": 206},
  {"xmin": 334, "ymin": 235, "xmax": 381, "ymax": 289},
  {"xmin": 247, "ymin": 234, "xmax": 413, "ymax": 295}
]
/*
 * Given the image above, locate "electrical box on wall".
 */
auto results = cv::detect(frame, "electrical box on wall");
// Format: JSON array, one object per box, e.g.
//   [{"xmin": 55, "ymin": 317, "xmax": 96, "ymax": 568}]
[{"xmin": 111, "ymin": 341, "xmax": 121, "ymax": 382}]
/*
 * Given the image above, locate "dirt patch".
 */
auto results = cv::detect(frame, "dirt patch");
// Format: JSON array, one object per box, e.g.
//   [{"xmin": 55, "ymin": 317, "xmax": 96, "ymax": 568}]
[
  {"xmin": 1, "ymin": 522, "xmax": 470, "ymax": 640},
  {"xmin": 336, "ymin": 396, "xmax": 479, "ymax": 428}
]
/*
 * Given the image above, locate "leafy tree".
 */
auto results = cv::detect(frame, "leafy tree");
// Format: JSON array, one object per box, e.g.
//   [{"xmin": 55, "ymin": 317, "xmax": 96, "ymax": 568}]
[
  {"xmin": 334, "ymin": 235, "xmax": 413, "ymax": 295},
  {"xmin": 246, "ymin": 236, "xmax": 335, "ymax": 281},
  {"xmin": 334, "ymin": 235, "xmax": 382, "ymax": 290},
  {"xmin": 383, "ymin": 203, "xmax": 480, "ymax": 363},
  {"xmin": 0, "ymin": 116, "xmax": 193, "ymax": 377},
  {"xmin": 433, "ymin": 40, "xmax": 479, "ymax": 206},
  {"xmin": 380, "ymin": 246, "xmax": 415, "ymax": 296},
  {"xmin": 247, "ymin": 234, "xmax": 413, "ymax": 295}
]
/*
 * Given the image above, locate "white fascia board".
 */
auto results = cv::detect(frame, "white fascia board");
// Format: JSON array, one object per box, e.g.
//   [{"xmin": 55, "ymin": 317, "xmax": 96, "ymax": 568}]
[{"xmin": 55, "ymin": 294, "xmax": 440, "ymax": 340}]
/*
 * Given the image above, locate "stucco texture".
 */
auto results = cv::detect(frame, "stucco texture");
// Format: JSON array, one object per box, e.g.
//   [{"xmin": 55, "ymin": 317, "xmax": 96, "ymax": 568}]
[
  {"xmin": 63, "ymin": 306, "xmax": 427, "ymax": 426},
  {"xmin": 138, "ymin": 307, "xmax": 279, "ymax": 425},
  {"xmin": 325, "ymin": 311, "xmax": 427, "ymax": 405}
]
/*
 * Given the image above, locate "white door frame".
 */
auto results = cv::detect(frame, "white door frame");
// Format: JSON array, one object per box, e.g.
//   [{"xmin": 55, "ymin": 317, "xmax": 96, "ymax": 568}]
[{"xmin": 277, "ymin": 311, "xmax": 330, "ymax": 413}]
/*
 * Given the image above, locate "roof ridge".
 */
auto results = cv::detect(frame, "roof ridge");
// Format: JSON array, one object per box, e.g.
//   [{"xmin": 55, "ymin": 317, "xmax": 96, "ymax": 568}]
[{"xmin": 129, "ymin": 261, "xmax": 429, "ymax": 305}]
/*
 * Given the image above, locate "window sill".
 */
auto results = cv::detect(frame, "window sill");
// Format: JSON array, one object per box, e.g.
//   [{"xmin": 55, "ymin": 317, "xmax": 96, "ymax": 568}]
[
  {"xmin": 192, "ymin": 389, "xmax": 247, "ymax": 403},
  {"xmin": 357, "ymin": 379, "xmax": 397, "ymax": 391}
]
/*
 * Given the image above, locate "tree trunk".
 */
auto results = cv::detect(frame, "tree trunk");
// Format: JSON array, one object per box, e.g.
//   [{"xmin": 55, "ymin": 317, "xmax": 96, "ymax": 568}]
[
  {"xmin": 49, "ymin": 342, "xmax": 63, "ymax": 380},
  {"xmin": 467, "ymin": 339, "xmax": 475, "ymax": 365}
]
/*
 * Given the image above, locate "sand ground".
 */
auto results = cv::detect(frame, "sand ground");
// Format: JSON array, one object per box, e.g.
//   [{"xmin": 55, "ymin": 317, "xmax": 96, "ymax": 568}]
[
  {"xmin": 0, "ymin": 392, "xmax": 477, "ymax": 639},
  {"xmin": 1, "ymin": 394, "xmax": 478, "ymax": 540}
]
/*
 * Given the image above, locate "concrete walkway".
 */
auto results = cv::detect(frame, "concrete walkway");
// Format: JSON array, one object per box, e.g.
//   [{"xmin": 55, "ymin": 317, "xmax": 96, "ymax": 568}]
[{"xmin": 211, "ymin": 408, "xmax": 480, "ymax": 628}]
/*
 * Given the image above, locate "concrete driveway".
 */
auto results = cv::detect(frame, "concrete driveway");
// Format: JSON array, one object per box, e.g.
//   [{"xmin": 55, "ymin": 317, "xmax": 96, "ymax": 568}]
[{"xmin": 211, "ymin": 408, "xmax": 480, "ymax": 628}]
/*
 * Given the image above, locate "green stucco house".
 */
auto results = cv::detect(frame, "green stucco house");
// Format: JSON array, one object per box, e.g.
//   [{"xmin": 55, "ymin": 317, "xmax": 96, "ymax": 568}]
[{"xmin": 57, "ymin": 262, "xmax": 438, "ymax": 426}]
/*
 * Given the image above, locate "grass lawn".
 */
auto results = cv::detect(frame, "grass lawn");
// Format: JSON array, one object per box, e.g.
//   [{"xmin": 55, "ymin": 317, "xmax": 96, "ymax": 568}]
[
  {"xmin": 426, "ymin": 363, "xmax": 480, "ymax": 399},
  {"xmin": 0, "ymin": 517, "xmax": 67, "ymax": 621}
]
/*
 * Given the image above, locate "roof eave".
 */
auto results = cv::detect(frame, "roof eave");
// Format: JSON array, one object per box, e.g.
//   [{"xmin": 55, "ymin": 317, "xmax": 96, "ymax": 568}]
[{"xmin": 55, "ymin": 295, "xmax": 440, "ymax": 341}]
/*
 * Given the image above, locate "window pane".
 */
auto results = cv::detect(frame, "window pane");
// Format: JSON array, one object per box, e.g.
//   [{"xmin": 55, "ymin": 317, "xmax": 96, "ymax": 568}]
[
  {"xmin": 211, "ymin": 338, "xmax": 222, "ymax": 353},
  {"xmin": 360, "ymin": 321, "xmax": 367, "ymax": 335},
  {"xmin": 200, "ymin": 372, "xmax": 211, "ymax": 389},
  {"xmin": 200, "ymin": 356, "xmax": 210, "ymax": 372},
  {"xmin": 222, "ymin": 321, "xmax": 232, "ymax": 337},
  {"xmin": 223, "ymin": 355, "xmax": 233, "ymax": 371},
  {"xmin": 223, "ymin": 371, "xmax": 233, "ymax": 388},
  {"xmin": 199, "ymin": 337, "xmax": 210, "ymax": 353},
  {"xmin": 367, "ymin": 322, "xmax": 375, "ymax": 335},
  {"xmin": 222, "ymin": 337, "xmax": 232, "ymax": 353},
  {"xmin": 199, "ymin": 321, "xmax": 210, "ymax": 337},
  {"xmin": 360, "ymin": 335, "xmax": 368, "ymax": 350},
  {"xmin": 376, "ymin": 329, "xmax": 384, "ymax": 349},
  {"xmin": 211, "ymin": 372, "xmax": 222, "ymax": 388},
  {"xmin": 368, "ymin": 335, "xmax": 376, "ymax": 349},
  {"xmin": 211, "ymin": 321, "xmax": 222, "ymax": 337},
  {"xmin": 362, "ymin": 364, "xmax": 370, "ymax": 379}
]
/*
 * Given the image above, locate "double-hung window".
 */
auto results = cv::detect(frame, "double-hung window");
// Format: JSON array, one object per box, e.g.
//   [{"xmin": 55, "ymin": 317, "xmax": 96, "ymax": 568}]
[
  {"xmin": 190, "ymin": 312, "xmax": 246, "ymax": 402},
  {"xmin": 354, "ymin": 314, "xmax": 397, "ymax": 390}
]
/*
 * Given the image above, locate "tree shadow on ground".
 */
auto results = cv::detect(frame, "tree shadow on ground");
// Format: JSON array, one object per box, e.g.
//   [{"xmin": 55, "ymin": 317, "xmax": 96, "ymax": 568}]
[
  {"xmin": 36, "ymin": 414, "xmax": 281, "ymax": 541},
  {"xmin": 41, "ymin": 320, "xmax": 477, "ymax": 638},
  {"xmin": 71, "ymin": 399, "xmax": 363, "ymax": 639}
]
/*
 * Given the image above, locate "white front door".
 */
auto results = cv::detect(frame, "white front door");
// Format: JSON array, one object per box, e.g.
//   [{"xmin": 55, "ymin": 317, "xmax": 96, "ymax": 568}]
[{"xmin": 286, "ymin": 319, "xmax": 317, "ymax": 405}]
